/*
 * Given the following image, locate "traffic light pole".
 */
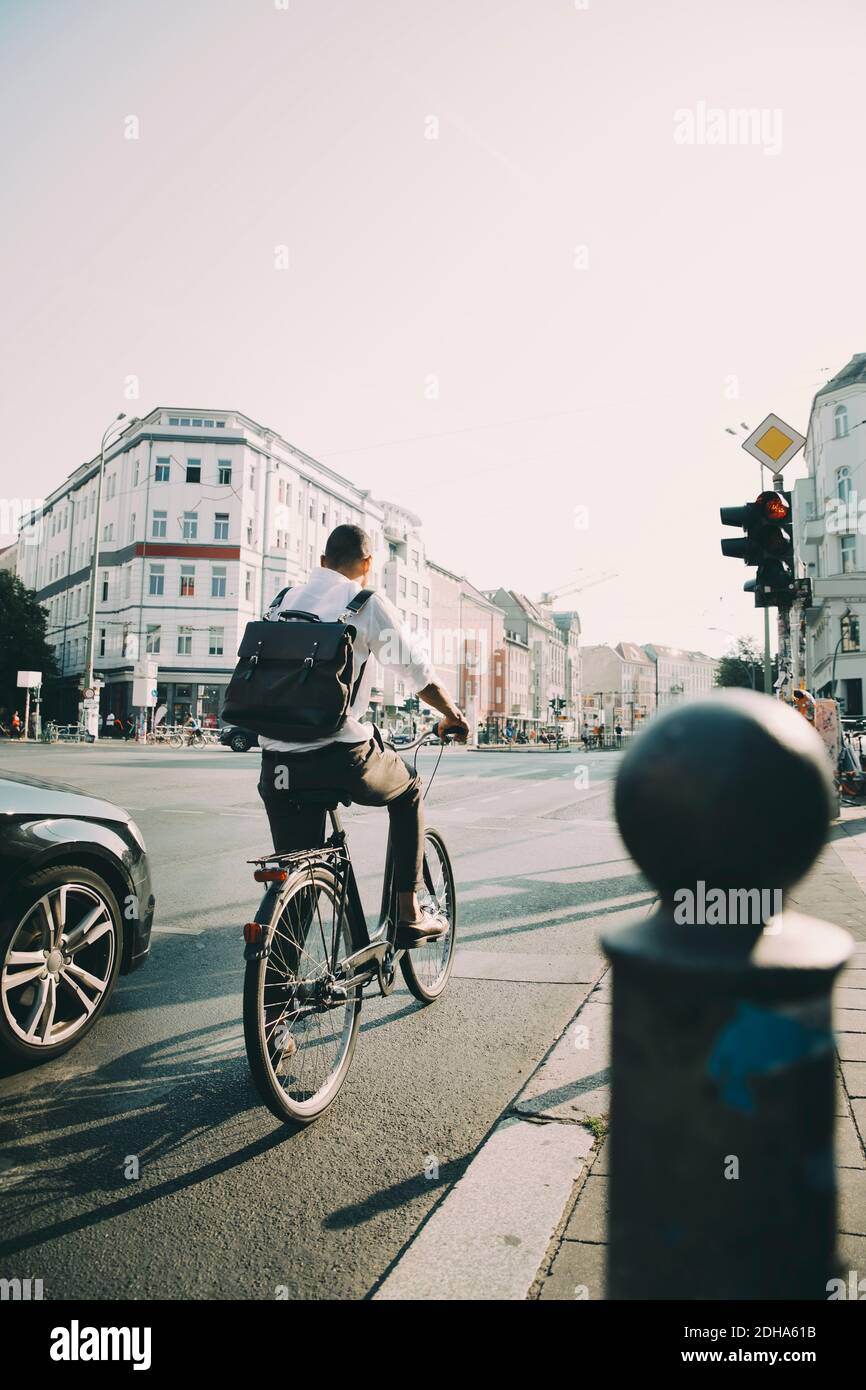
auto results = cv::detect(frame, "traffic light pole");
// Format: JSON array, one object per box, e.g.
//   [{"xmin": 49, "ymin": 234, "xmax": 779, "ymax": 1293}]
[{"xmin": 763, "ymin": 607, "xmax": 772, "ymax": 694}]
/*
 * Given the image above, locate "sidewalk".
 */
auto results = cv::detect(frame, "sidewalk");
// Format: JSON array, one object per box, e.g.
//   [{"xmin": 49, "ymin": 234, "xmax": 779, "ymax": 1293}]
[
  {"xmin": 532, "ymin": 809, "xmax": 866, "ymax": 1300},
  {"xmin": 375, "ymin": 809, "xmax": 866, "ymax": 1301}
]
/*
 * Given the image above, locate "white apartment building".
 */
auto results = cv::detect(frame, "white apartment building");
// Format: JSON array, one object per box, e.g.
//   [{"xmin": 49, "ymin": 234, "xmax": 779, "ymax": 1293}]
[
  {"xmin": 642, "ymin": 644, "xmax": 719, "ymax": 705},
  {"xmin": 794, "ymin": 355, "xmax": 866, "ymax": 716},
  {"xmin": 379, "ymin": 501, "xmax": 431, "ymax": 719},
  {"xmin": 18, "ymin": 407, "xmax": 385, "ymax": 724}
]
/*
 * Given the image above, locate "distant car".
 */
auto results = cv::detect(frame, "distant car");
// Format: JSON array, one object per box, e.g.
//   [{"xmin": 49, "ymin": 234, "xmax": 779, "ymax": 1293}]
[
  {"xmin": 219, "ymin": 725, "xmax": 258, "ymax": 753},
  {"xmin": 0, "ymin": 771, "xmax": 154, "ymax": 1063}
]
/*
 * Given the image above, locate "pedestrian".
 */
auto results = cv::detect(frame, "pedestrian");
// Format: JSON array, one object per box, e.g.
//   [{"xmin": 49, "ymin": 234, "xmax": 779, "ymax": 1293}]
[
  {"xmin": 615, "ymin": 722, "xmax": 623, "ymax": 747},
  {"xmin": 11, "ymin": 710, "xmax": 21, "ymax": 739},
  {"xmin": 106, "ymin": 711, "xmax": 115, "ymax": 736}
]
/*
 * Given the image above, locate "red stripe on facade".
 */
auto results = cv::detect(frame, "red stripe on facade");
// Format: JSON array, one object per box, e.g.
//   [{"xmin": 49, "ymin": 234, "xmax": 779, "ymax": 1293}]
[{"xmin": 134, "ymin": 543, "xmax": 241, "ymax": 560}]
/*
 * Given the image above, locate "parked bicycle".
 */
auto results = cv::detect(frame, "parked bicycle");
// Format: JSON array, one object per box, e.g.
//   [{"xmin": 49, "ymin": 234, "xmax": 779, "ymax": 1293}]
[{"xmin": 242, "ymin": 731, "xmax": 456, "ymax": 1127}]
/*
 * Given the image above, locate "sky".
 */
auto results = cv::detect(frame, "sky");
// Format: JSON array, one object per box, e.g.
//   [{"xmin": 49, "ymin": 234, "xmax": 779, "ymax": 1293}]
[{"xmin": 2, "ymin": 0, "xmax": 866, "ymax": 657}]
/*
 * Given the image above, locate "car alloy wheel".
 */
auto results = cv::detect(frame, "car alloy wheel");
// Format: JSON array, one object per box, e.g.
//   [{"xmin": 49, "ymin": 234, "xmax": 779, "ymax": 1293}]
[{"xmin": 2, "ymin": 882, "xmax": 118, "ymax": 1049}]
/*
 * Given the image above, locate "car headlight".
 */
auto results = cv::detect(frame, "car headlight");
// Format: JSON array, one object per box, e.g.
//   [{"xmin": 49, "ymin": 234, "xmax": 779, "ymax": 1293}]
[{"xmin": 127, "ymin": 818, "xmax": 147, "ymax": 852}]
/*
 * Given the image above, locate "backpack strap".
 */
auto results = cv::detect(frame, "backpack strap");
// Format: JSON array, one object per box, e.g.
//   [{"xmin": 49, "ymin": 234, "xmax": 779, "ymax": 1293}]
[
  {"xmin": 342, "ymin": 590, "xmax": 375, "ymax": 702},
  {"xmin": 263, "ymin": 587, "xmax": 290, "ymax": 621},
  {"xmin": 343, "ymin": 588, "xmax": 375, "ymax": 616}
]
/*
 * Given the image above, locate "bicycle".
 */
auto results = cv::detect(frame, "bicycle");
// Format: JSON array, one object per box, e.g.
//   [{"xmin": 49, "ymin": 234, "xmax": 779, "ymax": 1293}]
[{"xmin": 242, "ymin": 731, "xmax": 456, "ymax": 1126}]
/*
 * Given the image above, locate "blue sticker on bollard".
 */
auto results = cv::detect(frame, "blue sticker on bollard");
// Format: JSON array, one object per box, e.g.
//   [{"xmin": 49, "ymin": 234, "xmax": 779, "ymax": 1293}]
[{"xmin": 707, "ymin": 1002, "xmax": 833, "ymax": 1112}]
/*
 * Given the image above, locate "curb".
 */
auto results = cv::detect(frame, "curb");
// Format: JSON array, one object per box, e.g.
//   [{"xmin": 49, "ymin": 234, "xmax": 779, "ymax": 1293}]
[{"xmin": 373, "ymin": 961, "xmax": 610, "ymax": 1301}]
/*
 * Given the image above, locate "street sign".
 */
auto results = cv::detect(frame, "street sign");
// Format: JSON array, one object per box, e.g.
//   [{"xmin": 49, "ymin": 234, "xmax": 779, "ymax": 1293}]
[
  {"xmin": 741, "ymin": 413, "xmax": 805, "ymax": 473},
  {"xmin": 83, "ymin": 687, "xmax": 95, "ymax": 700},
  {"xmin": 17, "ymin": 670, "xmax": 42, "ymax": 688}
]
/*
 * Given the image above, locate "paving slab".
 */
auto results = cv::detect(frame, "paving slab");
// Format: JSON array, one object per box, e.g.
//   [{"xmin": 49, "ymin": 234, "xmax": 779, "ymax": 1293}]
[
  {"xmin": 837, "ymin": 1033, "xmax": 866, "ymax": 1062},
  {"xmin": 841, "ymin": 1062, "xmax": 866, "ymax": 1098},
  {"xmin": 563, "ymin": 1174, "xmax": 608, "ymax": 1243},
  {"xmin": 836, "ymin": 1010, "xmax": 866, "ymax": 1033},
  {"xmin": 538, "ymin": 1238, "xmax": 607, "ymax": 1301},
  {"xmin": 837, "ymin": 1169, "xmax": 866, "ymax": 1237},
  {"xmin": 836, "ymin": 1114, "xmax": 866, "ymax": 1169}
]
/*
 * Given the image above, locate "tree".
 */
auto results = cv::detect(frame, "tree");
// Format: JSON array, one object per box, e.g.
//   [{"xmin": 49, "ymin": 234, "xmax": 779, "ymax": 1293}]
[
  {"xmin": 715, "ymin": 636, "xmax": 776, "ymax": 692},
  {"xmin": 0, "ymin": 572, "xmax": 58, "ymax": 721}
]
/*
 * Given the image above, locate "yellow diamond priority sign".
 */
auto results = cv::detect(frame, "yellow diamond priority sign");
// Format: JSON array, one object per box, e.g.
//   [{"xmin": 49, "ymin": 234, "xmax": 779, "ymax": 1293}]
[{"xmin": 742, "ymin": 413, "xmax": 805, "ymax": 473}]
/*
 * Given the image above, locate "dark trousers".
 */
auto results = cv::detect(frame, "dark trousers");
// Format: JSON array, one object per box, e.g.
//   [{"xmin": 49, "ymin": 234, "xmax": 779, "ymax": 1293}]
[{"xmin": 258, "ymin": 732, "xmax": 425, "ymax": 893}]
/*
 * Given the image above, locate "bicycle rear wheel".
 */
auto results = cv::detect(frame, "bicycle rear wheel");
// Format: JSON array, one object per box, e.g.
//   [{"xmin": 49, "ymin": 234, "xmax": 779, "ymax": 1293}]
[
  {"xmin": 243, "ymin": 865, "xmax": 362, "ymax": 1126},
  {"xmin": 400, "ymin": 828, "xmax": 457, "ymax": 1003}
]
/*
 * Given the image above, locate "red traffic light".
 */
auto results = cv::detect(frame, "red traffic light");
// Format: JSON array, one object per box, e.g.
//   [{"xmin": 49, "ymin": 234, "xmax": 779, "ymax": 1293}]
[{"xmin": 756, "ymin": 491, "xmax": 790, "ymax": 521}]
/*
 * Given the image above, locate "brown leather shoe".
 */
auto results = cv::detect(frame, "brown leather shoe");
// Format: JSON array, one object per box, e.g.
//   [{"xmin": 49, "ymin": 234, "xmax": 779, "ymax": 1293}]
[{"xmin": 396, "ymin": 907, "xmax": 450, "ymax": 949}]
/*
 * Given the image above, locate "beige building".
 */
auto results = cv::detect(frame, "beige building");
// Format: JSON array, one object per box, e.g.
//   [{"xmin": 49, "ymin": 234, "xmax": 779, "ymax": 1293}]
[
  {"xmin": 581, "ymin": 642, "xmax": 656, "ymax": 730},
  {"xmin": 428, "ymin": 561, "xmax": 505, "ymax": 741}
]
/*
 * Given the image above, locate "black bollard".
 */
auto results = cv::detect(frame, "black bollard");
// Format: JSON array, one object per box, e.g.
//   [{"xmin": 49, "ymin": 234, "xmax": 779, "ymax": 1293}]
[{"xmin": 602, "ymin": 689, "xmax": 852, "ymax": 1301}]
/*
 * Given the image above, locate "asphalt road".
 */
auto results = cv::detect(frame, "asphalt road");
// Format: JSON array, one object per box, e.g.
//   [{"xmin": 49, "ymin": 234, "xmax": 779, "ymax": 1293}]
[{"xmin": 0, "ymin": 740, "xmax": 652, "ymax": 1300}]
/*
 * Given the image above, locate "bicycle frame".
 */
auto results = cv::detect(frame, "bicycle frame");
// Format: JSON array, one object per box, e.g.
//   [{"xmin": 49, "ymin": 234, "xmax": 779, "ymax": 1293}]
[{"xmin": 246, "ymin": 805, "xmax": 401, "ymax": 1000}]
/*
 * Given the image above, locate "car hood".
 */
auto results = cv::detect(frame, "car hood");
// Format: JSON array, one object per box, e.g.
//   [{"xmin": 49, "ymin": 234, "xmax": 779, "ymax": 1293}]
[{"xmin": 0, "ymin": 771, "xmax": 131, "ymax": 824}]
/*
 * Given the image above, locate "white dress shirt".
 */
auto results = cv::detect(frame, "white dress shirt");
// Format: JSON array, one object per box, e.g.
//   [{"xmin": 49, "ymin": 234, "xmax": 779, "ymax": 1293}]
[{"xmin": 258, "ymin": 566, "xmax": 436, "ymax": 754}]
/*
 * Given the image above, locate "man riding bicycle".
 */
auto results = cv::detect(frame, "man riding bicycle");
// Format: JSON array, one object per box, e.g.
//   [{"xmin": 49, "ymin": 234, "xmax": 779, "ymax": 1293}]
[{"xmin": 257, "ymin": 524, "xmax": 469, "ymax": 948}]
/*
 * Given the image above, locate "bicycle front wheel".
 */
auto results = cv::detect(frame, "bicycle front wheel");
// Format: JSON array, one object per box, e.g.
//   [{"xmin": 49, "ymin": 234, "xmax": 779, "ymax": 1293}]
[
  {"xmin": 400, "ymin": 828, "xmax": 457, "ymax": 1003},
  {"xmin": 243, "ymin": 866, "xmax": 362, "ymax": 1126}
]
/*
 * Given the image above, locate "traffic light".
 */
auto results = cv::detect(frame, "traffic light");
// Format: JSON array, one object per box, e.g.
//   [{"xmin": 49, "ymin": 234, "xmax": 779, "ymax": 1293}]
[{"xmin": 720, "ymin": 489, "xmax": 795, "ymax": 608}]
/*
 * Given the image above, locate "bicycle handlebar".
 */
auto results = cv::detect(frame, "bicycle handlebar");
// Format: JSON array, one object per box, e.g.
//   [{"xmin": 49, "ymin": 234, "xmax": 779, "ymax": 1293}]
[{"xmin": 383, "ymin": 731, "xmax": 457, "ymax": 753}]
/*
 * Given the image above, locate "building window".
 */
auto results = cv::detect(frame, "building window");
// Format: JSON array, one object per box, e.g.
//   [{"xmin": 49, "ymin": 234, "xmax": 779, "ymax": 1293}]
[
  {"xmin": 212, "ymin": 566, "xmax": 226, "ymax": 598},
  {"xmin": 168, "ymin": 417, "xmax": 179, "ymax": 426},
  {"xmin": 102, "ymin": 522, "xmax": 113, "ymax": 541},
  {"xmin": 146, "ymin": 625, "xmax": 161, "ymax": 654},
  {"xmin": 183, "ymin": 511, "xmax": 198, "ymax": 540},
  {"xmin": 218, "ymin": 462, "xmax": 232, "ymax": 485},
  {"xmin": 423, "ymin": 587, "xmax": 430, "ymax": 606},
  {"xmin": 133, "ymin": 460, "xmax": 140, "ymax": 487},
  {"xmin": 399, "ymin": 577, "xmax": 407, "ymax": 596},
  {"xmin": 99, "ymin": 628, "xmax": 106, "ymax": 657},
  {"xmin": 837, "ymin": 466, "xmax": 853, "ymax": 505},
  {"xmin": 411, "ymin": 550, "xmax": 419, "ymax": 569},
  {"xmin": 180, "ymin": 565, "xmax": 195, "ymax": 596},
  {"xmin": 246, "ymin": 518, "xmax": 254, "ymax": 545},
  {"xmin": 186, "ymin": 460, "xmax": 201, "ymax": 483},
  {"xmin": 129, "ymin": 513, "xmax": 136, "ymax": 542},
  {"xmin": 177, "ymin": 626, "xmax": 193, "ymax": 656},
  {"xmin": 841, "ymin": 533, "xmax": 857, "ymax": 574},
  {"xmin": 155, "ymin": 459, "xmax": 170, "ymax": 482},
  {"xmin": 249, "ymin": 467, "xmax": 256, "ymax": 490},
  {"xmin": 149, "ymin": 564, "xmax": 165, "ymax": 596},
  {"xmin": 208, "ymin": 627, "xmax": 224, "ymax": 656},
  {"xmin": 152, "ymin": 510, "xmax": 167, "ymax": 538},
  {"xmin": 834, "ymin": 404, "xmax": 849, "ymax": 439},
  {"xmin": 101, "ymin": 572, "xmax": 109, "ymax": 602},
  {"xmin": 411, "ymin": 581, "xmax": 418, "ymax": 598},
  {"xmin": 245, "ymin": 568, "xmax": 252, "ymax": 601},
  {"xmin": 214, "ymin": 512, "xmax": 229, "ymax": 540}
]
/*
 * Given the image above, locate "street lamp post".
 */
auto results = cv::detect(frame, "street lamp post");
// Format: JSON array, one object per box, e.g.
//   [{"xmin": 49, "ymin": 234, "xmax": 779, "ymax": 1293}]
[
  {"xmin": 83, "ymin": 413, "xmax": 131, "ymax": 736},
  {"xmin": 831, "ymin": 608, "xmax": 853, "ymax": 704}
]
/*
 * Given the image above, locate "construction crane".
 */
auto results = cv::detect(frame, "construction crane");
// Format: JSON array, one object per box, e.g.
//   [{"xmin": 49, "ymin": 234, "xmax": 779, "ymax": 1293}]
[{"xmin": 539, "ymin": 570, "xmax": 619, "ymax": 606}]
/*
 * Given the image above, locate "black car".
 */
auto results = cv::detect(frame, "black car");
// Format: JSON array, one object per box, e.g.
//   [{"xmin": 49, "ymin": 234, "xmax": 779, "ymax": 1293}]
[
  {"xmin": 219, "ymin": 725, "xmax": 258, "ymax": 752},
  {"xmin": 0, "ymin": 772, "xmax": 155, "ymax": 1063}
]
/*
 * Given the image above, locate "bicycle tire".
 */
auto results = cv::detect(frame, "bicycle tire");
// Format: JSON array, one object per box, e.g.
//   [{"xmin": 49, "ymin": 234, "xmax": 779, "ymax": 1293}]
[
  {"xmin": 400, "ymin": 828, "xmax": 457, "ymax": 1003},
  {"xmin": 244, "ymin": 866, "xmax": 363, "ymax": 1126}
]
